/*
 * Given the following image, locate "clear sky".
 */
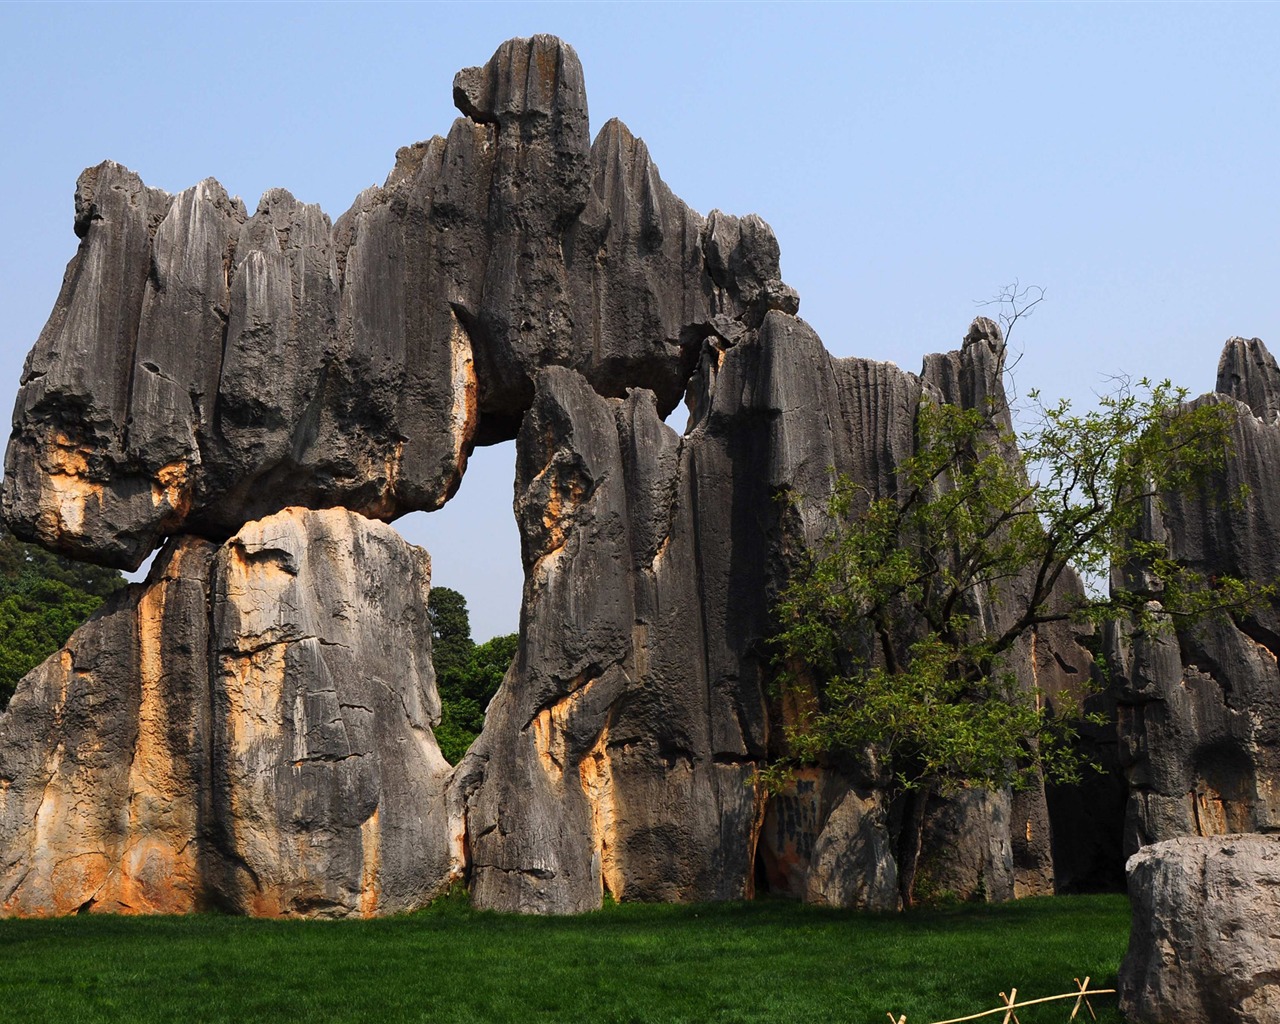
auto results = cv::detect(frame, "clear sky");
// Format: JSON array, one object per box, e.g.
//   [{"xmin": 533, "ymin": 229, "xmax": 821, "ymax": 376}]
[{"xmin": 2, "ymin": 2, "xmax": 1278, "ymax": 640}]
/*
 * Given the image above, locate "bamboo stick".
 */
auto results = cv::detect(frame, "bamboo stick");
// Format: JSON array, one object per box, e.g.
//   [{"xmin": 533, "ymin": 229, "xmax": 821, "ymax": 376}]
[{"xmin": 887, "ymin": 983, "xmax": 1118, "ymax": 1024}]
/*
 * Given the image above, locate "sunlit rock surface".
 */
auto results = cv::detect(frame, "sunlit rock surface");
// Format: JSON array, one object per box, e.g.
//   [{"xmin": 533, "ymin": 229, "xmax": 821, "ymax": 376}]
[
  {"xmin": 0, "ymin": 538, "xmax": 214, "ymax": 916},
  {"xmin": 0, "ymin": 508, "xmax": 457, "ymax": 918}
]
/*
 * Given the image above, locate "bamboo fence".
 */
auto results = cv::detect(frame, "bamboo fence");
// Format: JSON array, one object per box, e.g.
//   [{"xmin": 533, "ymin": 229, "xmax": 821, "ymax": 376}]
[{"xmin": 886, "ymin": 976, "xmax": 1116, "ymax": 1024}]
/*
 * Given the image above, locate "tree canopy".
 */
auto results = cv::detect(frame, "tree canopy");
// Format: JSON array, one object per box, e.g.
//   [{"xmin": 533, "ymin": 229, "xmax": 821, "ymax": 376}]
[{"xmin": 430, "ymin": 585, "xmax": 518, "ymax": 765}]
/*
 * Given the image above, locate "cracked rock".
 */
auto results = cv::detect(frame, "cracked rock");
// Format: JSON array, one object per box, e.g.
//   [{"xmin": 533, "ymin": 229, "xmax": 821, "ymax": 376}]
[
  {"xmin": 2, "ymin": 34, "xmax": 793, "ymax": 569},
  {"xmin": 0, "ymin": 507, "xmax": 458, "ymax": 918}
]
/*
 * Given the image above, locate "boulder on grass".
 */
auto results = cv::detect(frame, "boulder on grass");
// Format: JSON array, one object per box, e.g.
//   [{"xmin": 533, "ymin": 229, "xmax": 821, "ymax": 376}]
[{"xmin": 1120, "ymin": 834, "xmax": 1280, "ymax": 1024}]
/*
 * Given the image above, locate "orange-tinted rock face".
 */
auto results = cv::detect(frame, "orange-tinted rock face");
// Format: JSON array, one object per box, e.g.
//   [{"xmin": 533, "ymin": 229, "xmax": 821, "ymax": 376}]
[
  {"xmin": 207, "ymin": 508, "xmax": 460, "ymax": 917},
  {"xmin": 0, "ymin": 538, "xmax": 212, "ymax": 917},
  {"xmin": 0, "ymin": 509, "xmax": 460, "ymax": 919}
]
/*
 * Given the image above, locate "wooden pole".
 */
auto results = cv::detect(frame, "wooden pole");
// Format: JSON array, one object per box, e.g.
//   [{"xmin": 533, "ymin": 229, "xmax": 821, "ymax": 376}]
[{"xmin": 918, "ymin": 985, "xmax": 1118, "ymax": 1024}]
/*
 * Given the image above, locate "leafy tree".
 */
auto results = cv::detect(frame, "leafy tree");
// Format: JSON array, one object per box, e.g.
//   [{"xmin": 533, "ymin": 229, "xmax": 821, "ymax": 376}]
[
  {"xmin": 429, "ymin": 586, "xmax": 474, "ymax": 683},
  {"xmin": 0, "ymin": 525, "xmax": 126, "ymax": 709},
  {"xmin": 430, "ymin": 586, "xmax": 518, "ymax": 764},
  {"xmin": 466, "ymin": 632, "xmax": 520, "ymax": 702},
  {"xmin": 770, "ymin": 374, "xmax": 1271, "ymax": 903}
]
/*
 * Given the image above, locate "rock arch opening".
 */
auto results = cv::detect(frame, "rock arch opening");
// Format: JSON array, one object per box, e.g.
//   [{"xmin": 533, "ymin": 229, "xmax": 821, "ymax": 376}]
[{"xmin": 394, "ymin": 438, "xmax": 521, "ymax": 643}]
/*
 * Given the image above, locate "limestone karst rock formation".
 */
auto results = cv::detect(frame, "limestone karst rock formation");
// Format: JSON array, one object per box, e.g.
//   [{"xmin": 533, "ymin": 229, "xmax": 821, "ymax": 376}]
[
  {"xmin": 2, "ymin": 34, "xmax": 793, "ymax": 571},
  {"xmin": 1108, "ymin": 338, "xmax": 1280, "ymax": 1024},
  {"xmin": 1120, "ymin": 835, "xmax": 1280, "ymax": 1024},
  {"xmin": 452, "ymin": 313, "xmax": 1097, "ymax": 913},
  {"xmin": 1108, "ymin": 336, "xmax": 1280, "ymax": 855},
  {"xmin": 0, "ymin": 508, "xmax": 459, "ymax": 917},
  {"xmin": 2, "ymin": 32, "xmax": 1123, "ymax": 920}
]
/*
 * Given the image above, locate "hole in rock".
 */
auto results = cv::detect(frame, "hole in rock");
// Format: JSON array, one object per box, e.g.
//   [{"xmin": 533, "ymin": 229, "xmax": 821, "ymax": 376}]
[
  {"xmin": 124, "ymin": 550, "xmax": 156, "ymax": 584},
  {"xmin": 664, "ymin": 395, "xmax": 693, "ymax": 436},
  {"xmin": 393, "ymin": 438, "xmax": 522, "ymax": 645},
  {"xmin": 121, "ymin": 441, "xmax": 524, "ymax": 645}
]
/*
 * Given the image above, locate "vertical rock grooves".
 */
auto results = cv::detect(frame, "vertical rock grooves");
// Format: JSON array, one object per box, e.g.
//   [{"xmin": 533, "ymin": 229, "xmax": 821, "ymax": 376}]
[
  {"xmin": 3, "ymin": 34, "xmax": 794, "ymax": 571},
  {"xmin": 0, "ymin": 509, "xmax": 459, "ymax": 918},
  {"xmin": 1109, "ymin": 337, "xmax": 1280, "ymax": 855},
  {"xmin": 0, "ymin": 32, "xmax": 1203, "ymax": 920}
]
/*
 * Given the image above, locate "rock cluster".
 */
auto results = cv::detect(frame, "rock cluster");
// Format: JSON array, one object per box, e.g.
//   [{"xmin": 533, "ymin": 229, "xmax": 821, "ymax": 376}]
[
  {"xmin": 450, "ymin": 311, "xmax": 1098, "ymax": 913},
  {"xmin": 1103, "ymin": 339, "xmax": 1280, "ymax": 1022},
  {"xmin": 0, "ymin": 33, "xmax": 1197, "ymax": 921},
  {"xmin": 0, "ymin": 33, "xmax": 808, "ymax": 919}
]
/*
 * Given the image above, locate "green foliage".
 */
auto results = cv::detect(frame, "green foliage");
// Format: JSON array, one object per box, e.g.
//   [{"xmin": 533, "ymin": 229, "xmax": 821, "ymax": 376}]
[
  {"xmin": 0, "ymin": 894, "xmax": 1130, "ymax": 1023},
  {"xmin": 429, "ymin": 586, "xmax": 474, "ymax": 682},
  {"xmin": 772, "ymin": 377, "xmax": 1272, "ymax": 797},
  {"xmin": 0, "ymin": 526, "xmax": 126, "ymax": 709},
  {"xmin": 430, "ymin": 586, "xmax": 518, "ymax": 764}
]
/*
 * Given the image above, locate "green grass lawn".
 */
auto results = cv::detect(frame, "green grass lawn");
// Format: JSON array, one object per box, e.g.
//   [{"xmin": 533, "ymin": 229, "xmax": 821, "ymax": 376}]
[{"xmin": 0, "ymin": 892, "xmax": 1129, "ymax": 1024}]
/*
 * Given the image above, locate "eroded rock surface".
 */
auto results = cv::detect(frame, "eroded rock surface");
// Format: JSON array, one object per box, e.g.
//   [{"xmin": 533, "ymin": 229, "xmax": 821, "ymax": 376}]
[
  {"xmin": 1, "ymin": 32, "xmax": 1118, "ymax": 920},
  {"xmin": 1120, "ymin": 835, "xmax": 1280, "ymax": 1024},
  {"xmin": 452, "ymin": 311, "xmax": 1096, "ymax": 913},
  {"xmin": 3, "ymin": 35, "xmax": 793, "ymax": 570},
  {"xmin": 452, "ymin": 364, "xmax": 769, "ymax": 914},
  {"xmin": 0, "ymin": 538, "xmax": 214, "ymax": 916},
  {"xmin": 1109, "ymin": 337, "xmax": 1280, "ymax": 855},
  {"xmin": 0, "ymin": 507, "xmax": 457, "ymax": 917},
  {"xmin": 205, "ymin": 508, "xmax": 458, "ymax": 916}
]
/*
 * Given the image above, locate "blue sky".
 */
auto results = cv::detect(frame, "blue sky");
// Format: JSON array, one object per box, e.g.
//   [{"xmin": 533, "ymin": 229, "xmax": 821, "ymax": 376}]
[{"xmin": 3, "ymin": 2, "xmax": 1278, "ymax": 639}]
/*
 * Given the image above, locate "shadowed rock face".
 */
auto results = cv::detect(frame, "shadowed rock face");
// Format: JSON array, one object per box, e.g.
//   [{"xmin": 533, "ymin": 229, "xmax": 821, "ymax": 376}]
[
  {"xmin": 0, "ymin": 508, "xmax": 458, "ymax": 918},
  {"xmin": 453, "ymin": 312, "xmax": 1095, "ymax": 913},
  {"xmin": 2, "ymin": 35, "xmax": 795, "ymax": 570},
  {"xmin": 1109, "ymin": 337, "xmax": 1280, "ymax": 856}
]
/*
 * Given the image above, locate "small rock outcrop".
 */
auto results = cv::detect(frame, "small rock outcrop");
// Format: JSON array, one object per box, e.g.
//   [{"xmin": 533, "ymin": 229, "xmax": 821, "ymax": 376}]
[
  {"xmin": 0, "ymin": 507, "xmax": 457, "ymax": 917},
  {"xmin": 1120, "ymin": 835, "xmax": 1280, "ymax": 1024}
]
